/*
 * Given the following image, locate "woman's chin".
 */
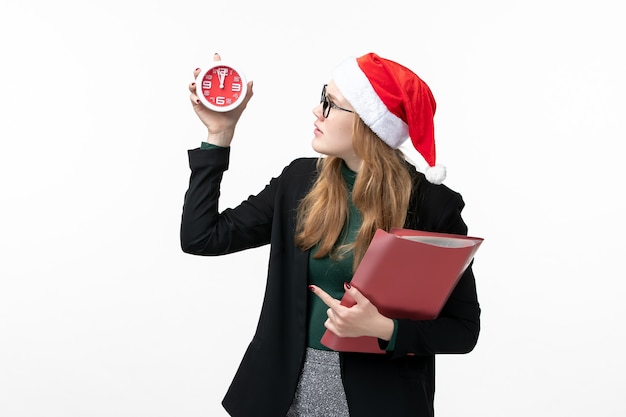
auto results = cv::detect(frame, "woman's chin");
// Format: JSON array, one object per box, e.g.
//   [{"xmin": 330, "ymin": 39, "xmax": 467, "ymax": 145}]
[{"xmin": 311, "ymin": 139, "xmax": 325, "ymax": 154}]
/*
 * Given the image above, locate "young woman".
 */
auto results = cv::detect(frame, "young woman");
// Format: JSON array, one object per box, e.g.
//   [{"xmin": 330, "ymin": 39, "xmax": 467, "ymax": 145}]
[{"xmin": 181, "ymin": 52, "xmax": 480, "ymax": 417}]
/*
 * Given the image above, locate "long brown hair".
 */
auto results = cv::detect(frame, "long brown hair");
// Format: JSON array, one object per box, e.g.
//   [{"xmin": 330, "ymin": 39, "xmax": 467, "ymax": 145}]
[{"xmin": 295, "ymin": 116, "xmax": 412, "ymax": 271}]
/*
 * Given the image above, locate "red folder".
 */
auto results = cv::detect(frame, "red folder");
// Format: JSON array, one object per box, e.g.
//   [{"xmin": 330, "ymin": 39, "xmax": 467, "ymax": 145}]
[{"xmin": 320, "ymin": 228, "xmax": 483, "ymax": 353}]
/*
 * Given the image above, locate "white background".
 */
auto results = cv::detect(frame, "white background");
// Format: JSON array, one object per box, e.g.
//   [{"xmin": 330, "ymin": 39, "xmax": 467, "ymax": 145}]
[{"xmin": 1, "ymin": 1, "xmax": 624, "ymax": 416}]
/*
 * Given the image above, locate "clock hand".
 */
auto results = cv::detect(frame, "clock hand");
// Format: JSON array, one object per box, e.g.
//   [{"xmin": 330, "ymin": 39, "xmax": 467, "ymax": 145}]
[{"xmin": 218, "ymin": 68, "xmax": 227, "ymax": 89}]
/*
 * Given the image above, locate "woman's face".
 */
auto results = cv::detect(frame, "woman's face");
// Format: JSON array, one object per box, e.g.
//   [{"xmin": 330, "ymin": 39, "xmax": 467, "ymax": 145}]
[{"xmin": 312, "ymin": 81, "xmax": 361, "ymax": 171}]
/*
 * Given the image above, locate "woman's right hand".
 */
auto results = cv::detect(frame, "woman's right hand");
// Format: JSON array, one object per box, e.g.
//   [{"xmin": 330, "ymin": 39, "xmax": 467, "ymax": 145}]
[{"xmin": 188, "ymin": 53, "xmax": 254, "ymax": 147}]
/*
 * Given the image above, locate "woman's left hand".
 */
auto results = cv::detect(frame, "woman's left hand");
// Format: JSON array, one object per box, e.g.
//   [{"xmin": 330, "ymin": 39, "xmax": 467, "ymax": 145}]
[{"xmin": 310, "ymin": 283, "xmax": 394, "ymax": 341}]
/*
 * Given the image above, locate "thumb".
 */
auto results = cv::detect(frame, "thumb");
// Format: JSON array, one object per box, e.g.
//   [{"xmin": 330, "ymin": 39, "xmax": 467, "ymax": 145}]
[
  {"xmin": 243, "ymin": 80, "xmax": 254, "ymax": 103},
  {"xmin": 344, "ymin": 282, "xmax": 368, "ymax": 304}
]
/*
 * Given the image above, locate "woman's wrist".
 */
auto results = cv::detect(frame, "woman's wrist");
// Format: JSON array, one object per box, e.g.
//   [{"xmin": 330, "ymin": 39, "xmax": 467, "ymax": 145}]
[
  {"xmin": 205, "ymin": 128, "xmax": 235, "ymax": 147},
  {"xmin": 374, "ymin": 317, "xmax": 395, "ymax": 341}
]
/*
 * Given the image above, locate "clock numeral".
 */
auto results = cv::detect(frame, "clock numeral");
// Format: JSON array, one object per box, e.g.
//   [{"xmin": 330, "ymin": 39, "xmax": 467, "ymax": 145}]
[
  {"xmin": 215, "ymin": 96, "xmax": 226, "ymax": 105},
  {"xmin": 231, "ymin": 83, "xmax": 241, "ymax": 92},
  {"xmin": 202, "ymin": 80, "xmax": 212, "ymax": 89}
]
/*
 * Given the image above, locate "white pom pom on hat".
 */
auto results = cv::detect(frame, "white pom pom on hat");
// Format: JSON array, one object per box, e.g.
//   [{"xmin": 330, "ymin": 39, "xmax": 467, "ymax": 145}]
[
  {"xmin": 425, "ymin": 164, "xmax": 447, "ymax": 185},
  {"xmin": 332, "ymin": 52, "xmax": 447, "ymax": 185}
]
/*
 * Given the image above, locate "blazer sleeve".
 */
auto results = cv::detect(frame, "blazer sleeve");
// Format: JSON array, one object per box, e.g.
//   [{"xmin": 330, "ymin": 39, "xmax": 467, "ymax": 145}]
[
  {"xmin": 390, "ymin": 184, "xmax": 481, "ymax": 357},
  {"xmin": 180, "ymin": 147, "xmax": 277, "ymax": 255}
]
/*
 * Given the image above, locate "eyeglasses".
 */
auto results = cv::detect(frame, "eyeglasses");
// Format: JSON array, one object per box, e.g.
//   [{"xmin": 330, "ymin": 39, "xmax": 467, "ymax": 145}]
[{"xmin": 320, "ymin": 84, "xmax": 354, "ymax": 118}]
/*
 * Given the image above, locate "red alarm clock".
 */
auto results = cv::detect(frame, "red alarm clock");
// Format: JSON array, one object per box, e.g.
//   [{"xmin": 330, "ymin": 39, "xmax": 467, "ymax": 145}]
[{"xmin": 195, "ymin": 61, "xmax": 248, "ymax": 112}]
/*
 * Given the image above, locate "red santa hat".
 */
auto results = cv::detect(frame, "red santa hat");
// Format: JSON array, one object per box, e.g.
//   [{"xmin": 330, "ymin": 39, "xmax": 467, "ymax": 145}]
[{"xmin": 332, "ymin": 52, "xmax": 446, "ymax": 184}]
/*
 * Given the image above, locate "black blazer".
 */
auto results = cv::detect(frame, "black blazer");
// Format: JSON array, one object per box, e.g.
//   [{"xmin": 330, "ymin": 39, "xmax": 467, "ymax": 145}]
[{"xmin": 181, "ymin": 147, "xmax": 480, "ymax": 417}]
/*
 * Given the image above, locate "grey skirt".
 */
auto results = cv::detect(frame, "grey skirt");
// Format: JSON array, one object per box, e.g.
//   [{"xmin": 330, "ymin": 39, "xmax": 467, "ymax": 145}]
[{"xmin": 286, "ymin": 347, "xmax": 350, "ymax": 417}]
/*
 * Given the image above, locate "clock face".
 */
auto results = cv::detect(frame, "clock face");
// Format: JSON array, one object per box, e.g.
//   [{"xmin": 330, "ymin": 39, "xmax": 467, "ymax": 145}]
[{"xmin": 196, "ymin": 62, "xmax": 247, "ymax": 112}]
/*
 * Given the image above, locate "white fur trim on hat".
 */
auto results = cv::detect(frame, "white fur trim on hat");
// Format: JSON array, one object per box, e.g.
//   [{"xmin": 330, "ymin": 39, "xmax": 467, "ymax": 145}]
[{"xmin": 332, "ymin": 57, "xmax": 409, "ymax": 148}]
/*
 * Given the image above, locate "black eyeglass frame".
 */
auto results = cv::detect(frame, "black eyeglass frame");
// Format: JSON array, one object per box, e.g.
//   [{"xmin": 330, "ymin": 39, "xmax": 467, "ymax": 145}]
[{"xmin": 320, "ymin": 84, "xmax": 355, "ymax": 118}]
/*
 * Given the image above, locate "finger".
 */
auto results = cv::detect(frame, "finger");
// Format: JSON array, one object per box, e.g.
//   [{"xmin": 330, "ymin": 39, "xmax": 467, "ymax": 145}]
[
  {"xmin": 189, "ymin": 80, "xmax": 197, "ymax": 93},
  {"xmin": 324, "ymin": 317, "xmax": 337, "ymax": 334},
  {"xmin": 344, "ymin": 282, "xmax": 368, "ymax": 304},
  {"xmin": 189, "ymin": 92, "xmax": 201, "ymax": 106},
  {"xmin": 324, "ymin": 312, "xmax": 345, "ymax": 337},
  {"xmin": 194, "ymin": 53, "xmax": 221, "ymax": 79},
  {"xmin": 309, "ymin": 285, "xmax": 340, "ymax": 308},
  {"xmin": 238, "ymin": 80, "xmax": 254, "ymax": 109}
]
